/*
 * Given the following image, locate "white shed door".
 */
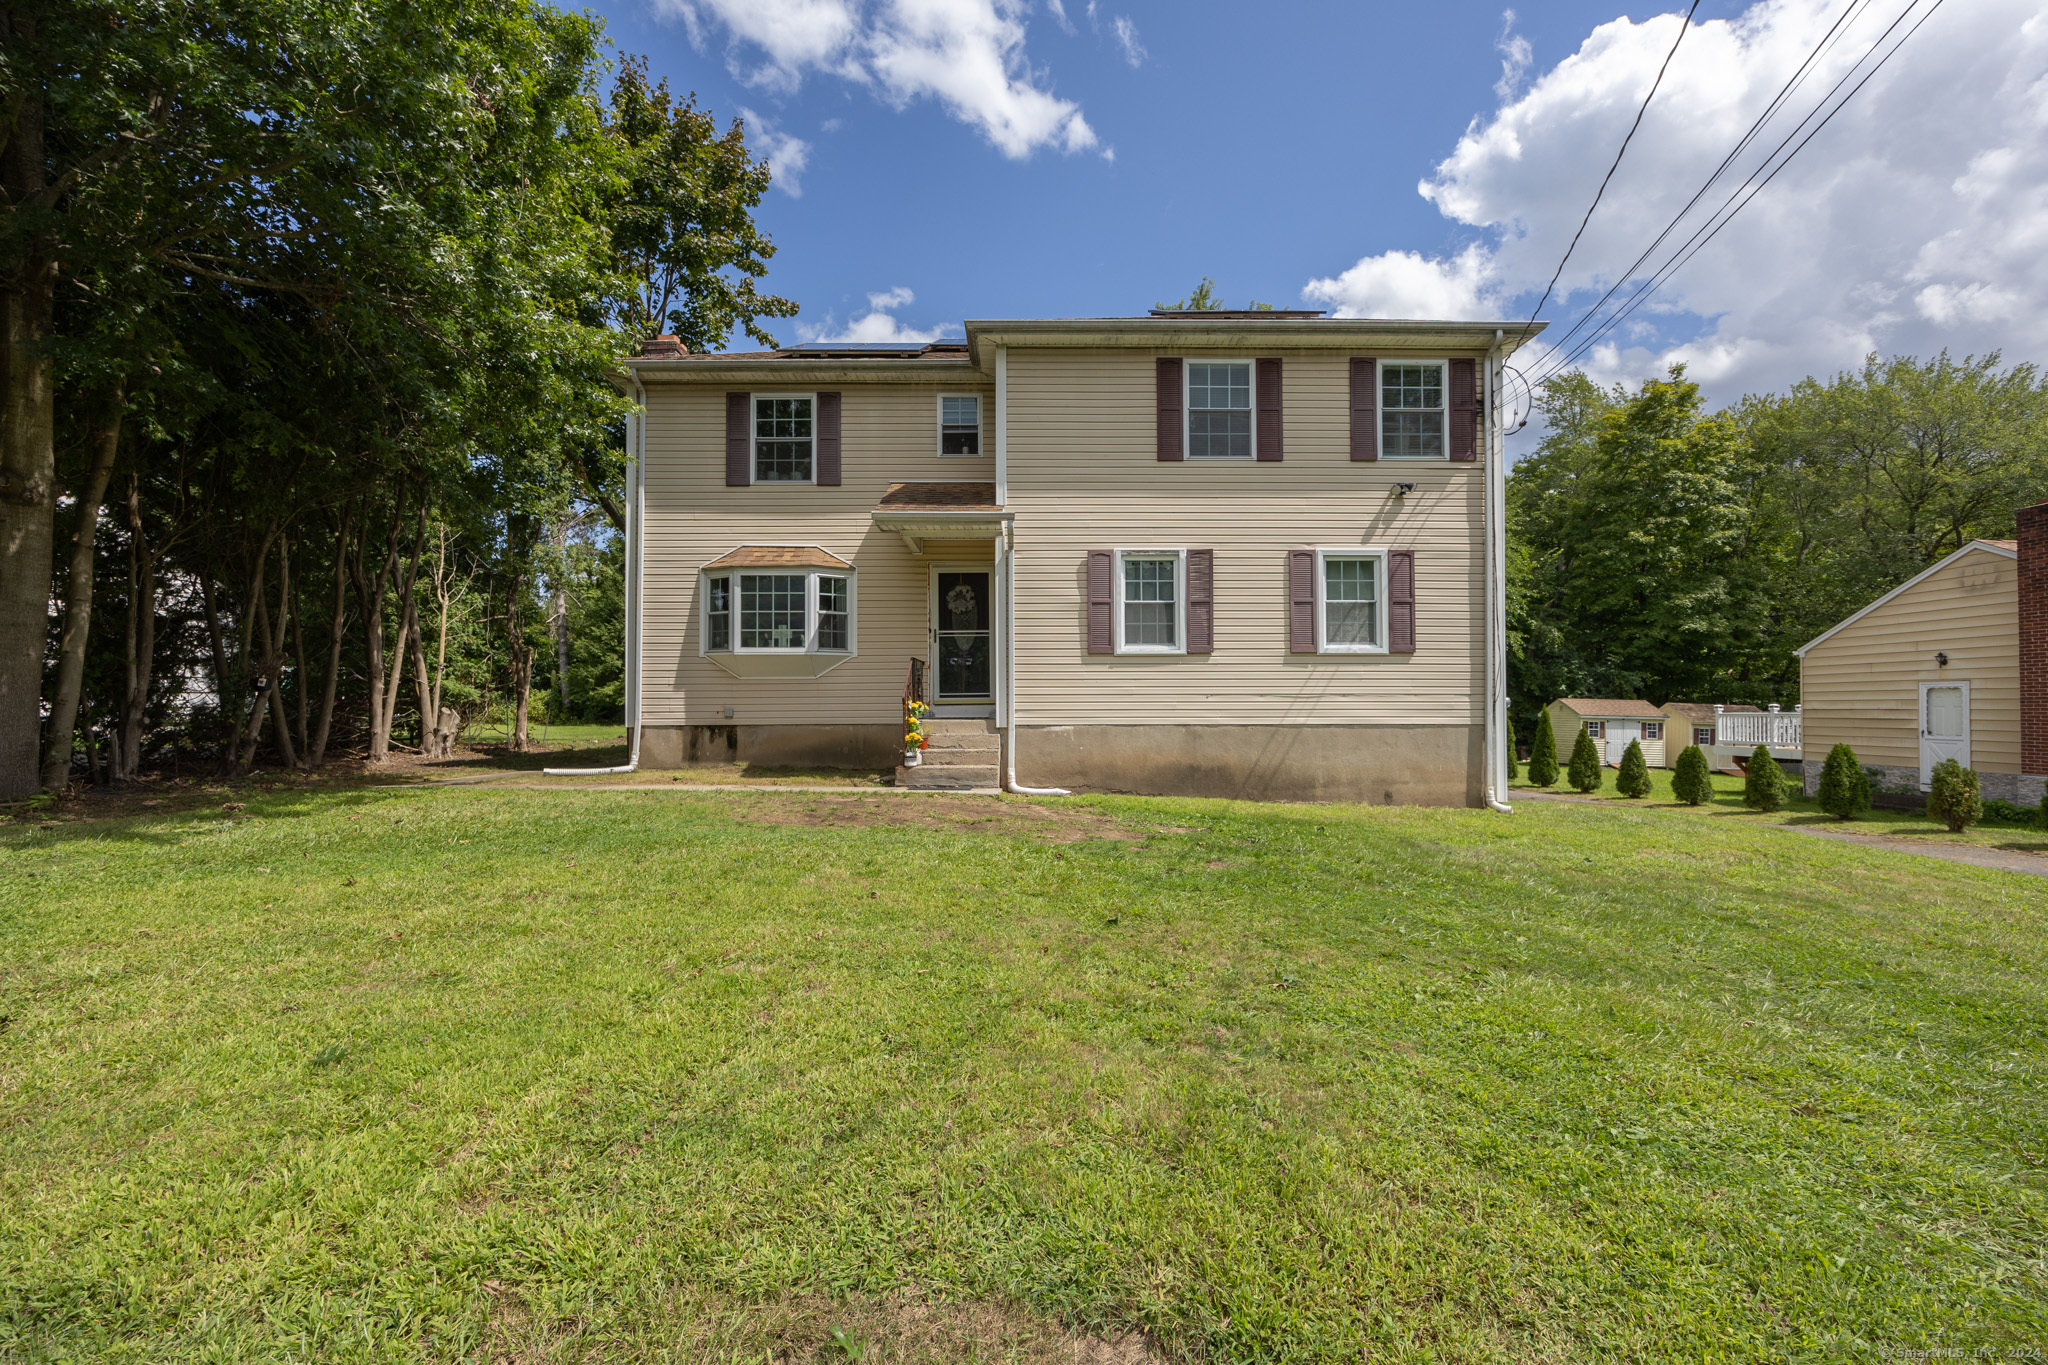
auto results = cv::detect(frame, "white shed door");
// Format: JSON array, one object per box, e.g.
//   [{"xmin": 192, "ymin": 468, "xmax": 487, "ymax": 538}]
[
  {"xmin": 1919, "ymin": 682, "xmax": 1970, "ymax": 788},
  {"xmin": 1605, "ymin": 721, "xmax": 1640, "ymax": 764}
]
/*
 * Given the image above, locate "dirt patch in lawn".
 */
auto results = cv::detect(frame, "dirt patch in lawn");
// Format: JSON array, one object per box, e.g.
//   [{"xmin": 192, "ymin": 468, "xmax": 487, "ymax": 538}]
[
  {"xmin": 733, "ymin": 792, "xmax": 1145, "ymax": 844},
  {"xmin": 486, "ymin": 1286, "xmax": 1172, "ymax": 1363}
]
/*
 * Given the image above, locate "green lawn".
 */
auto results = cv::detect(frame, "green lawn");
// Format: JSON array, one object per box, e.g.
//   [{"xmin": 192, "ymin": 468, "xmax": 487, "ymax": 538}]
[{"xmin": 3, "ymin": 788, "xmax": 2045, "ymax": 1362}]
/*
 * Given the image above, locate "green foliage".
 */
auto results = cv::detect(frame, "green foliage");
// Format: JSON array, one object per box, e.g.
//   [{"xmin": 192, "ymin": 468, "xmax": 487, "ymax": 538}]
[
  {"xmin": 1568, "ymin": 726, "xmax": 1603, "ymax": 793},
  {"xmin": 1981, "ymin": 798, "xmax": 2036, "ymax": 827},
  {"xmin": 1154, "ymin": 276, "xmax": 1224, "ymax": 311},
  {"xmin": 1743, "ymin": 745, "xmax": 1788, "ymax": 812},
  {"xmin": 1816, "ymin": 743, "xmax": 1872, "ymax": 820},
  {"xmin": 1527, "ymin": 711, "xmax": 1560, "ymax": 787},
  {"xmin": 1926, "ymin": 759, "xmax": 1982, "ymax": 833},
  {"xmin": 1671, "ymin": 745, "xmax": 1713, "ymax": 805},
  {"xmin": 1616, "ymin": 739, "xmax": 1651, "ymax": 797}
]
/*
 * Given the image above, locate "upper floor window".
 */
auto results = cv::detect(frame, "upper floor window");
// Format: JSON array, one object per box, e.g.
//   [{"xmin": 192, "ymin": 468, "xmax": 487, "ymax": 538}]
[
  {"xmin": 754, "ymin": 395, "xmax": 813, "ymax": 482},
  {"xmin": 1187, "ymin": 362, "xmax": 1252, "ymax": 459},
  {"xmin": 1382, "ymin": 363, "xmax": 1444, "ymax": 459},
  {"xmin": 939, "ymin": 395, "xmax": 981, "ymax": 455}
]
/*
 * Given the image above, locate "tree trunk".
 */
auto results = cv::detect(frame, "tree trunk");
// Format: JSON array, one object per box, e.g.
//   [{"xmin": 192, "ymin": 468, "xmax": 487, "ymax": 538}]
[
  {"xmin": 507, "ymin": 569, "xmax": 533, "ymax": 751},
  {"xmin": 41, "ymin": 382, "xmax": 125, "ymax": 788},
  {"xmin": 0, "ymin": 88, "xmax": 57, "ymax": 798},
  {"xmin": 309, "ymin": 511, "xmax": 350, "ymax": 768},
  {"xmin": 376, "ymin": 507, "xmax": 426, "ymax": 757},
  {"xmin": 353, "ymin": 497, "xmax": 406, "ymax": 763},
  {"xmin": 550, "ymin": 517, "xmax": 571, "ymax": 717},
  {"xmin": 287, "ymin": 533, "xmax": 309, "ymax": 759},
  {"xmin": 117, "ymin": 476, "xmax": 155, "ymax": 781},
  {"xmin": 264, "ymin": 537, "xmax": 298, "ymax": 770},
  {"xmin": 226, "ymin": 527, "xmax": 277, "ymax": 770}
]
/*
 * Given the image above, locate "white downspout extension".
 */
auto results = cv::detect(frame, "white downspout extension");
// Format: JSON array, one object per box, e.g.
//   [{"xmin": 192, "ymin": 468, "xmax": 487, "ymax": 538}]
[
  {"xmin": 1484, "ymin": 330, "xmax": 1512, "ymax": 813},
  {"xmin": 547, "ymin": 367, "xmax": 645, "ymax": 777},
  {"xmin": 995, "ymin": 343, "xmax": 1069, "ymax": 796}
]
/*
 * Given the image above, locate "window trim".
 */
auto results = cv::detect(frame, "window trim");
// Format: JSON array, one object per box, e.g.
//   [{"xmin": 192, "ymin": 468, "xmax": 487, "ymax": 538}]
[
  {"xmin": 699, "ymin": 566, "xmax": 856, "ymax": 657},
  {"xmin": 1314, "ymin": 547, "xmax": 1390, "ymax": 654},
  {"xmin": 1375, "ymin": 358, "xmax": 1450, "ymax": 462},
  {"xmin": 1694, "ymin": 726, "xmax": 1715, "ymax": 747},
  {"xmin": 1584, "ymin": 720, "xmax": 1605, "ymax": 740},
  {"xmin": 1112, "ymin": 548, "xmax": 1187, "ymax": 655},
  {"xmin": 1182, "ymin": 358, "xmax": 1257, "ymax": 461},
  {"xmin": 1642, "ymin": 721, "xmax": 1664, "ymax": 741},
  {"xmin": 750, "ymin": 391, "xmax": 818, "ymax": 485},
  {"xmin": 936, "ymin": 392, "xmax": 984, "ymax": 458}
]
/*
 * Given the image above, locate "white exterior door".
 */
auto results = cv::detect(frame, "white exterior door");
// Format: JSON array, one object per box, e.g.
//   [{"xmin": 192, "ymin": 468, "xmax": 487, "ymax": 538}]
[
  {"xmin": 1605, "ymin": 720, "xmax": 1640, "ymax": 764},
  {"xmin": 1919, "ymin": 681, "xmax": 1970, "ymax": 788}
]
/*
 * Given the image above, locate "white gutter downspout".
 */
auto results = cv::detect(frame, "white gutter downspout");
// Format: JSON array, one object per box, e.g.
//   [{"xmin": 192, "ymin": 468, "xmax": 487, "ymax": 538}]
[
  {"xmin": 1484, "ymin": 329, "xmax": 1512, "ymax": 813},
  {"xmin": 994, "ymin": 343, "xmax": 1069, "ymax": 797},
  {"xmin": 547, "ymin": 366, "xmax": 645, "ymax": 776}
]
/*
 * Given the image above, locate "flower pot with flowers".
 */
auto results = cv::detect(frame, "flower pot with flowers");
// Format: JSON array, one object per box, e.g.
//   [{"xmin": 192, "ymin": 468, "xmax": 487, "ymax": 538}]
[{"xmin": 903, "ymin": 700, "xmax": 930, "ymax": 765}]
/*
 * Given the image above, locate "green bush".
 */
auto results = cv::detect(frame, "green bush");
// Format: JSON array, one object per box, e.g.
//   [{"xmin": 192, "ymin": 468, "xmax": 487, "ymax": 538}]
[
  {"xmin": 1616, "ymin": 738, "xmax": 1651, "ymax": 797},
  {"xmin": 1742, "ymin": 745, "xmax": 1787, "ymax": 812},
  {"xmin": 1567, "ymin": 726, "xmax": 1603, "ymax": 794},
  {"xmin": 1981, "ymin": 797, "xmax": 2034, "ymax": 826},
  {"xmin": 1926, "ymin": 759, "xmax": 1981, "ymax": 833},
  {"xmin": 1527, "ymin": 711, "xmax": 1560, "ymax": 787},
  {"xmin": 1815, "ymin": 743, "xmax": 1871, "ymax": 820},
  {"xmin": 1671, "ymin": 744, "xmax": 1713, "ymax": 805}
]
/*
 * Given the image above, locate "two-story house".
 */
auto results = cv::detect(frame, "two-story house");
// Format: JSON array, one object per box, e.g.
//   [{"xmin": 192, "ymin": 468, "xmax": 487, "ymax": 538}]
[{"xmin": 600, "ymin": 311, "xmax": 1535, "ymax": 806}]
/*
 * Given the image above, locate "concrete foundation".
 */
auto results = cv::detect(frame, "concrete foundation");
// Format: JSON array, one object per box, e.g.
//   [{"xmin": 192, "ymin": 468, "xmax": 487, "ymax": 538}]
[
  {"xmin": 637, "ymin": 724, "xmax": 902, "ymax": 770},
  {"xmin": 1800, "ymin": 759, "xmax": 2046, "ymax": 807},
  {"xmin": 1011, "ymin": 723, "xmax": 1485, "ymax": 806}
]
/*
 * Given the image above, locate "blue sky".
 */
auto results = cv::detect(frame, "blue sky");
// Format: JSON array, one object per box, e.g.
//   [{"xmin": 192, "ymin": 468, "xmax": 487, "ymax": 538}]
[{"xmin": 589, "ymin": 0, "xmax": 2048, "ymax": 418}]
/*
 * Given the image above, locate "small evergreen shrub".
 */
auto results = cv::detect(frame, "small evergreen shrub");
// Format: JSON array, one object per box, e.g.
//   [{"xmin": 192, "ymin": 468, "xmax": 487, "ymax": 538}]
[
  {"xmin": 1742, "ymin": 745, "xmax": 1787, "ymax": 812},
  {"xmin": 1505, "ymin": 722, "xmax": 1519, "ymax": 781},
  {"xmin": 1926, "ymin": 759, "xmax": 1981, "ymax": 833},
  {"xmin": 1981, "ymin": 798, "xmax": 2033, "ymax": 826},
  {"xmin": 1527, "ymin": 712, "xmax": 1560, "ymax": 787},
  {"xmin": 1671, "ymin": 744, "xmax": 1712, "ymax": 805},
  {"xmin": 1567, "ymin": 726, "xmax": 1603, "ymax": 794},
  {"xmin": 1815, "ymin": 743, "xmax": 1871, "ymax": 821},
  {"xmin": 1616, "ymin": 739, "xmax": 1651, "ymax": 797}
]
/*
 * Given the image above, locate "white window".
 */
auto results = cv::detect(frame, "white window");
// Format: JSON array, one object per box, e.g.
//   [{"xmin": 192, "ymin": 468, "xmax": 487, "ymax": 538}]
[
  {"xmin": 1186, "ymin": 361, "xmax": 1253, "ymax": 459},
  {"xmin": 1381, "ymin": 362, "xmax": 1445, "ymax": 460},
  {"xmin": 1584, "ymin": 720, "xmax": 1605, "ymax": 740},
  {"xmin": 703, "ymin": 569, "xmax": 854, "ymax": 654},
  {"xmin": 1694, "ymin": 726, "xmax": 1715, "ymax": 747},
  {"xmin": 753, "ymin": 394, "xmax": 813, "ymax": 482},
  {"xmin": 1115, "ymin": 550, "xmax": 1185, "ymax": 653},
  {"xmin": 1317, "ymin": 550, "xmax": 1386, "ymax": 652},
  {"xmin": 1643, "ymin": 721, "xmax": 1664, "ymax": 741},
  {"xmin": 938, "ymin": 394, "xmax": 981, "ymax": 456}
]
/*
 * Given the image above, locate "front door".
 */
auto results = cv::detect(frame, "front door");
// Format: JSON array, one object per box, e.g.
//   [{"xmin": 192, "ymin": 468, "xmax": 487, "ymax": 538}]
[
  {"xmin": 1920, "ymin": 681, "xmax": 1970, "ymax": 788},
  {"xmin": 933, "ymin": 568, "xmax": 992, "ymax": 703}
]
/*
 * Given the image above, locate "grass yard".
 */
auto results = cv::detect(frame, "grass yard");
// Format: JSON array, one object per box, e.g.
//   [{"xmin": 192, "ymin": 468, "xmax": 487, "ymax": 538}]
[{"xmin": 3, "ymin": 787, "xmax": 2046, "ymax": 1362}]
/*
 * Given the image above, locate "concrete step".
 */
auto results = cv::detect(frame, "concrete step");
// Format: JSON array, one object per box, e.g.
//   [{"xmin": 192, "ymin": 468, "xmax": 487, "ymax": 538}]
[
  {"xmin": 922, "ymin": 718, "xmax": 996, "ymax": 736},
  {"xmin": 917, "ymin": 744, "xmax": 998, "ymax": 767},
  {"xmin": 898, "ymin": 764, "xmax": 1000, "ymax": 790},
  {"xmin": 922, "ymin": 730, "xmax": 1000, "ymax": 753}
]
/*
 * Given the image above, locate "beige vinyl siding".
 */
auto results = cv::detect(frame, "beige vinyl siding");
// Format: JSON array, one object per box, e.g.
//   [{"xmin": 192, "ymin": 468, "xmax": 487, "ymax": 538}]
[
  {"xmin": 1006, "ymin": 348, "xmax": 1486, "ymax": 727},
  {"xmin": 1544, "ymin": 703, "xmax": 1591, "ymax": 766},
  {"xmin": 1800, "ymin": 544, "xmax": 2019, "ymax": 773},
  {"xmin": 639, "ymin": 375, "xmax": 994, "ymax": 727}
]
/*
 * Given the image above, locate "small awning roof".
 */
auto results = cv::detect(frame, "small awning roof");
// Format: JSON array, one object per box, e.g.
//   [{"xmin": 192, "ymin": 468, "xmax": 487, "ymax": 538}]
[
  {"xmin": 702, "ymin": 545, "xmax": 854, "ymax": 571},
  {"xmin": 875, "ymin": 482, "xmax": 1001, "ymax": 511},
  {"xmin": 871, "ymin": 483, "xmax": 1009, "ymax": 554}
]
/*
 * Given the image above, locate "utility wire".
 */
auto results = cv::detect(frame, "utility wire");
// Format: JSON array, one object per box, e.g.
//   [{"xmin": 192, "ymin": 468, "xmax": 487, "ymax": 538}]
[
  {"xmin": 1529, "ymin": 0, "xmax": 1948, "ymax": 387},
  {"xmin": 1518, "ymin": 0, "xmax": 1875, "ymax": 378},
  {"xmin": 1511, "ymin": 1, "xmax": 1702, "ymax": 351}
]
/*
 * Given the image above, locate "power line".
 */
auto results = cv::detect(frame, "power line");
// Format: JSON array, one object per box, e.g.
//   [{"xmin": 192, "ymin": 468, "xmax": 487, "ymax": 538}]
[
  {"xmin": 1511, "ymin": 1, "xmax": 1702, "ymax": 351},
  {"xmin": 1529, "ymin": 0, "xmax": 1949, "ymax": 387}
]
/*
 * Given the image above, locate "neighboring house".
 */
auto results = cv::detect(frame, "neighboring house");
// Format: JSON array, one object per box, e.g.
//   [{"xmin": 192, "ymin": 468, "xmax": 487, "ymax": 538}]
[
  {"xmin": 1660, "ymin": 701, "xmax": 1801, "ymax": 772},
  {"xmin": 607, "ymin": 311, "xmax": 1536, "ymax": 804},
  {"xmin": 1541, "ymin": 698, "xmax": 1669, "ymax": 768},
  {"xmin": 1797, "ymin": 516, "xmax": 2047, "ymax": 803}
]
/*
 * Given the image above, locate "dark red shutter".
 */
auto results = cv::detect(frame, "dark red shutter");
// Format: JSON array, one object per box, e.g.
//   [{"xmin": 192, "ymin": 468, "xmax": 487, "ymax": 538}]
[
  {"xmin": 1288, "ymin": 549, "xmax": 1316, "ymax": 653},
  {"xmin": 1389, "ymin": 549, "xmax": 1416, "ymax": 653},
  {"xmin": 725, "ymin": 392, "xmax": 750, "ymax": 486},
  {"xmin": 1155, "ymin": 358, "xmax": 1183, "ymax": 462},
  {"xmin": 1187, "ymin": 549, "xmax": 1214, "ymax": 653},
  {"xmin": 815, "ymin": 391, "xmax": 841, "ymax": 485},
  {"xmin": 1448, "ymin": 358, "xmax": 1478, "ymax": 462},
  {"xmin": 1087, "ymin": 550, "xmax": 1114, "ymax": 653},
  {"xmin": 1349, "ymin": 358, "xmax": 1378, "ymax": 461},
  {"xmin": 1255, "ymin": 358, "xmax": 1283, "ymax": 462}
]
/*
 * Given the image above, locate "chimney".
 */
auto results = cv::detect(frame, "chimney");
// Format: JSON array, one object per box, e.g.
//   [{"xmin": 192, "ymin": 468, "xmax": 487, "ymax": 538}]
[
  {"xmin": 2020, "ymin": 501, "xmax": 2048, "ymax": 775},
  {"xmin": 638, "ymin": 334, "xmax": 687, "ymax": 358}
]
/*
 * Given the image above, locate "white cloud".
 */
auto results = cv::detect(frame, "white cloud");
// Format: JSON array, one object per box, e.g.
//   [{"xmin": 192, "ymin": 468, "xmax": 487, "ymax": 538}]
[
  {"xmin": 1111, "ymin": 15, "xmax": 1145, "ymax": 67},
  {"xmin": 657, "ymin": 0, "xmax": 1097, "ymax": 159},
  {"xmin": 735, "ymin": 106, "xmax": 811, "ymax": 196},
  {"xmin": 1303, "ymin": 0, "xmax": 2048, "ymax": 404},
  {"xmin": 1494, "ymin": 10, "xmax": 1532, "ymax": 101},
  {"xmin": 797, "ymin": 286, "xmax": 949, "ymax": 344},
  {"xmin": 1045, "ymin": 0, "xmax": 1075, "ymax": 36}
]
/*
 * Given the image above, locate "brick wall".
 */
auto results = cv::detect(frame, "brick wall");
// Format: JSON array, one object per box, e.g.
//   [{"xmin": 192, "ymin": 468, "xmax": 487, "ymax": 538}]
[{"xmin": 2020, "ymin": 501, "xmax": 2048, "ymax": 776}]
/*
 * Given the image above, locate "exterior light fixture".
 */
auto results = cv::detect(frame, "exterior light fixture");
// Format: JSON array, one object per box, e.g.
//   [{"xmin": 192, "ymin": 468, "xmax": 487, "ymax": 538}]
[
  {"xmin": 1392, "ymin": 482, "xmax": 1416, "ymax": 497},
  {"xmin": 1935, "ymin": 652, "xmax": 1949, "ymax": 667}
]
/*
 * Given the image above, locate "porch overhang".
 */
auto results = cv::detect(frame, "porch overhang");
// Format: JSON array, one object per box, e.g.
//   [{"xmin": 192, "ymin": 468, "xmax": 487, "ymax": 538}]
[{"xmin": 871, "ymin": 483, "xmax": 1010, "ymax": 555}]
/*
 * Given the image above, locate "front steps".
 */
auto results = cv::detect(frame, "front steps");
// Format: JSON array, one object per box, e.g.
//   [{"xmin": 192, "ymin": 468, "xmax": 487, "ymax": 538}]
[{"xmin": 897, "ymin": 719, "xmax": 1000, "ymax": 790}]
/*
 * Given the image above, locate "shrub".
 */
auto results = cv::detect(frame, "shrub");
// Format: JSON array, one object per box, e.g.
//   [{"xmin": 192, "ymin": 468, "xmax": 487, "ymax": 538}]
[
  {"xmin": 1567, "ymin": 726, "xmax": 1603, "ymax": 794},
  {"xmin": 1926, "ymin": 759, "xmax": 1981, "ymax": 833},
  {"xmin": 1815, "ymin": 743, "xmax": 1871, "ymax": 821},
  {"xmin": 1742, "ymin": 745, "xmax": 1787, "ymax": 812},
  {"xmin": 1527, "ymin": 711, "xmax": 1560, "ymax": 787},
  {"xmin": 1671, "ymin": 744, "xmax": 1713, "ymax": 805},
  {"xmin": 1616, "ymin": 739, "xmax": 1651, "ymax": 797},
  {"xmin": 1981, "ymin": 797, "xmax": 2034, "ymax": 826}
]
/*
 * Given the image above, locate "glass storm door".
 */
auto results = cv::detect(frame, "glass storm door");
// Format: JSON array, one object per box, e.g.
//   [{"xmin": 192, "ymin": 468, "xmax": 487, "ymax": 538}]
[
  {"xmin": 1920, "ymin": 681, "xmax": 1970, "ymax": 788},
  {"xmin": 934, "ymin": 570, "xmax": 992, "ymax": 701}
]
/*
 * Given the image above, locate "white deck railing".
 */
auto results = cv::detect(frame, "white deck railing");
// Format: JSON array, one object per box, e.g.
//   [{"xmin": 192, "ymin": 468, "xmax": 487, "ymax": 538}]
[{"xmin": 1717, "ymin": 706, "xmax": 1801, "ymax": 750}]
